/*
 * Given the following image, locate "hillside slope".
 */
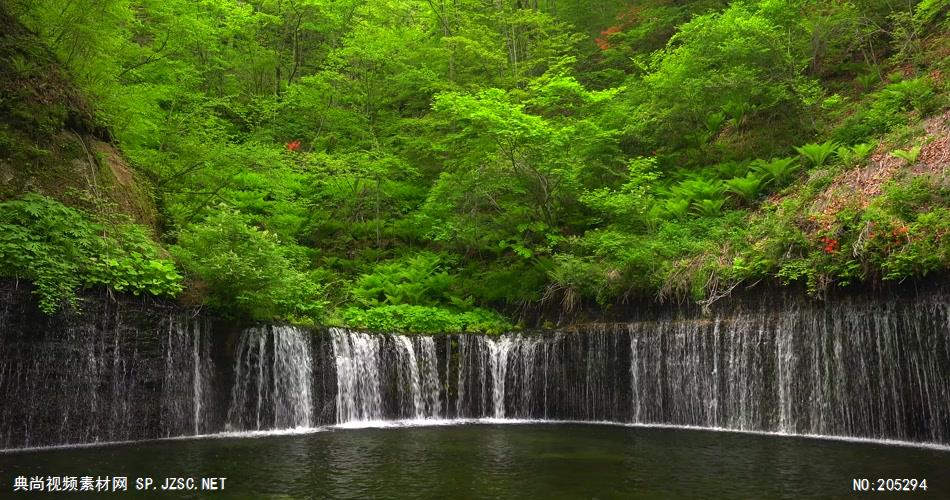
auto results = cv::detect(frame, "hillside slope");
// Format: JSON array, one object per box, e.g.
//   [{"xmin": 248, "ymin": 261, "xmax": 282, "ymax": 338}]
[
  {"xmin": 1, "ymin": 0, "xmax": 948, "ymax": 330},
  {"xmin": 0, "ymin": 6, "xmax": 181, "ymax": 314},
  {"xmin": 0, "ymin": 8, "xmax": 157, "ymax": 225}
]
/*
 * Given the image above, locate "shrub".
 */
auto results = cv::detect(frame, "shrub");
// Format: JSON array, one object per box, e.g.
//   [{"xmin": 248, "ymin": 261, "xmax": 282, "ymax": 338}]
[
  {"xmin": 881, "ymin": 209, "xmax": 950, "ymax": 280},
  {"xmin": 171, "ymin": 209, "xmax": 325, "ymax": 321},
  {"xmin": 880, "ymin": 175, "xmax": 946, "ymax": 219},
  {"xmin": 915, "ymin": 0, "xmax": 950, "ymax": 25},
  {"xmin": 548, "ymin": 254, "xmax": 606, "ymax": 305},
  {"xmin": 837, "ymin": 77, "xmax": 936, "ymax": 143},
  {"xmin": 0, "ymin": 194, "xmax": 183, "ymax": 313},
  {"xmin": 458, "ymin": 259, "xmax": 548, "ymax": 305},
  {"xmin": 340, "ymin": 304, "xmax": 511, "ymax": 334}
]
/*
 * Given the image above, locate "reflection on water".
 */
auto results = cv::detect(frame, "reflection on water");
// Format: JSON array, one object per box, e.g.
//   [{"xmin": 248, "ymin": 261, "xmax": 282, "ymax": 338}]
[{"xmin": 1, "ymin": 423, "xmax": 947, "ymax": 499}]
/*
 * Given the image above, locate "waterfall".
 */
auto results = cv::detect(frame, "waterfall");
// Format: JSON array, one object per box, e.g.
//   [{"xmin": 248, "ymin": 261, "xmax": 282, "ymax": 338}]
[
  {"xmin": 391, "ymin": 335, "xmax": 444, "ymax": 419},
  {"xmin": 331, "ymin": 329, "xmax": 444, "ymax": 422},
  {"xmin": 3, "ymin": 286, "xmax": 949, "ymax": 449},
  {"xmin": 456, "ymin": 335, "xmax": 492, "ymax": 417},
  {"xmin": 447, "ymin": 298, "xmax": 950, "ymax": 445},
  {"xmin": 394, "ymin": 335, "xmax": 425, "ymax": 418},
  {"xmin": 416, "ymin": 336, "xmax": 442, "ymax": 418},
  {"xmin": 620, "ymin": 300, "xmax": 950, "ymax": 443},
  {"xmin": 161, "ymin": 317, "xmax": 214, "ymax": 436},
  {"xmin": 227, "ymin": 325, "xmax": 313, "ymax": 430},
  {"xmin": 454, "ymin": 331, "xmax": 627, "ymax": 421},
  {"xmin": 0, "ymin": 296, "xmax": 215, "ymax": 448},
  {"xmin": 629, "ymin": 334, "xmax": 641, "ymax": 422},
  {"xmin": 488, "ymin": 337, "xmax": 511, "ymax": 418},
  {"xmin": 514, "ymin": 336, "xmax": 543, "ymax": 418},
  {"xmin": 331, "ymin": 328, "xmax": 383, "ymax": 422}
]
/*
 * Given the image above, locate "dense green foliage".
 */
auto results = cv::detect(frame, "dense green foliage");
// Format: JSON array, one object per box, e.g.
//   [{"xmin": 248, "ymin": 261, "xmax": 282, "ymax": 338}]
[
  {"xmin": 0, "ymin": 194, "xmax": 181, "ymax": 313},
  {"xmin": 170, "ymin": 209, "xmax": 325, "ymax": 322},
  {"xmin": 3, "ymin": 0, "xmax": 949, "ymax": 328}
]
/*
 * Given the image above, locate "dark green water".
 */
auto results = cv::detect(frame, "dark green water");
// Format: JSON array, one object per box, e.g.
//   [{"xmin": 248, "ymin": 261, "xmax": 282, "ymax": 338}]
[{"xmin": 1, "ymin": 423, "xmax": 947, "ymax": 499}]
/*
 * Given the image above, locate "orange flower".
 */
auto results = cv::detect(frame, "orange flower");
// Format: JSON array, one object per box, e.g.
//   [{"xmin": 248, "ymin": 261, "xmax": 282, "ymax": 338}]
[
  {"xmin": 819, "ymin": 236, "xmax": 839, "ymax": 253},
  {"xmin": 595, "ymin": 25, "xmax": 622, "ymax": 50}
]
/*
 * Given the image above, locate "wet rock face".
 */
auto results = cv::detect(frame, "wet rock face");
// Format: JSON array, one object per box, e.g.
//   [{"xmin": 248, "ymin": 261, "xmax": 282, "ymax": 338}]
[
  {"xmin": 451, "ymin": 297, "xmax": 950, "ymax": 443},
  {"xmin": 0, "ymin": 284, "xmax": 212, "ymax": 449},
  {"xmin": 1, "ymin": 282, "xmax": 949, "ymax": 449}
]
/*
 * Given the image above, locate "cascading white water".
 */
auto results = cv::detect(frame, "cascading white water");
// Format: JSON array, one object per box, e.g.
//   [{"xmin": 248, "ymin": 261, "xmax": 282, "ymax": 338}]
[
  {"xmin": 394, "ymin": 334, "xmax": 425, "ymax": 418},
  {"xmin": 456, "ymin": 335, "xmax": 495, "ymax": 417},
  {"xmin": 488, "ymin": 337, "xmax": 511, "ymax": 418},
  {"xmin": 415, "ymin": 336, "xmax": 442, "ymax": 418},
  {"xmin": 621, "ymin": 301, "xmax": 950, "ymax": 443},
  {"xmin": 272, "ymin": 326, "xmax": 314, "ymax": 428},
  {"xmin": 455, "ymin": 331, "xmax": 627, "ymax": 421},
  {"xmin": 227, "ymin": 326, "xmax": 313, "ymax": 430},
  {"xmin": 503, "ymin": 335, "xmax": 542, "ymax": 418},
  {"xmin": 629, "ymin": 332, "xmax": 641, "ymax": 423},
  {"xmin": 455, "ymin": 335, "xmax": 471, "ymax": 418},
  {"xmin": 456, "ymin": 334, "xmax": 545, "ymax": 419},
  {"xmin": 331, "ymin": 328, "xmax": 383, "ymax": 422},
  {"xmin": 449, "ymin": 298, "xmax": 950, "ymax": 446},
  {"xmin": 4, "ymin": 290, "xmax": 949, "ymax": 450},
  {"xmin": 331, "ymin": 329, "xmax": 445, "ymax": 422},
  {"xmin": 192, "ymin": 323, "xmax": 206, "ymax": 434}
]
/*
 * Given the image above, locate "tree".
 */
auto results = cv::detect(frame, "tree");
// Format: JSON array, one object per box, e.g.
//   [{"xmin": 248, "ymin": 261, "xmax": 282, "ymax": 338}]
[{"xmin": 636, "ymin": 1, "xmax": 819, "ymax": 149}]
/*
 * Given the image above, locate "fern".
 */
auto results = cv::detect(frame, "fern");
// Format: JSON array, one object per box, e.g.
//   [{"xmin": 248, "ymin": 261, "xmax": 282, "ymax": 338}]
[
  {"xmin": 795, "ymin": 140, "xmax": 840, "ymax": 168},
  {"xmin": 891, "ymin": 145, "xmax": 922, "ymax": 164},
  {"xmin": 723, "ymin": 100, "xmax": 753, "ymax": 128},
  {"xmin": 850, "ymin": 142, "xmax": 876, "ymax": 160},
  {"xmin": 351, "ymin": 252, "xmax": 455, "ymax": 307},
  {"xmin": 835, "ymin": 145, "xmax": 857, "ymax": 166},
  {"xmin": 725, "ymin": 173, "xmax": 765, "ymax": 203},
  {"xmin": 705, "ymin": 111, "xmax": 726, "ymax": 133},
  {"xmin": 753, "ymin": 157, "xmax": 800, "ymax": 186},
  {"xmin": 691, "ymin": 198, "xmax": 726, "ymax": 217},
  {"xmin": 663, "ymin": 198, "xmax": 691, "ymax": 220},
  {"xmin": 879, "ymin": 78, "xmax": 934, "ymax": 113},
  {"xmin": 673, "ymin": 177, "xmax": 726, "ymax": 202},
  {"xmin": 835, "ymin": 143, "xmax": 874, "ymax": 167},
  {"xmin": 8, "ymin": 54, "xmax": 34, "ymax": 75},
  {"xmin": 856, "ymin": 72, "xmax": 878, "ymax": 91},
  {"xmin": 715, "ymin": 161, "xmax": 748, "ymax": 179}
]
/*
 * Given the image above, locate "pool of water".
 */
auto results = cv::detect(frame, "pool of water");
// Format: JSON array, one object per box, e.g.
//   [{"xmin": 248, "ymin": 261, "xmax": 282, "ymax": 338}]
[{"xmin": 1, "ymin": 422, "xmax": 947, "ymax": 498}]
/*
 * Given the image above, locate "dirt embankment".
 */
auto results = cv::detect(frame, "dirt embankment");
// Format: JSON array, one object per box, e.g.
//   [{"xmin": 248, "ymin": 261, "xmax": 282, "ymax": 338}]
[
  {"xmin": 0, "ymin": 6, "xmax": 157, "ymax": 229},
  {"xmin": 811, "ymin": 109, "xmax": 950, "ymax": 218}
]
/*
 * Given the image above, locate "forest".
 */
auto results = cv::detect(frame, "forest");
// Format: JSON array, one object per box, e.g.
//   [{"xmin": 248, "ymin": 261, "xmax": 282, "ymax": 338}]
[{"xmin": 1, "ymin": 0, "xmax": 948, "ymax": 332}]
